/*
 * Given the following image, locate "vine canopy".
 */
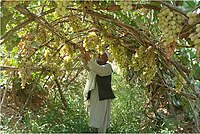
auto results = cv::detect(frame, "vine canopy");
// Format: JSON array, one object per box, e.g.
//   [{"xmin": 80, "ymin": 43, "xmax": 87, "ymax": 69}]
[{"xmin": 0, "ymin": 1, "xmax": 200, "ymax": 101}]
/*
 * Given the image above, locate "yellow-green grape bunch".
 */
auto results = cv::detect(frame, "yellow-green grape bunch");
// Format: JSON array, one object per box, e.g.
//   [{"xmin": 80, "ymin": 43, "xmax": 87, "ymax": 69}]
[
  {"xmin": 37, "ymin": 28, "xmax": 47, "ymax": 43},
  {"xmin": 44, "ymin": 49, "xmax": 59, "ymax": 67},
  {"xmin": 158, "ymin": 6, "xmax": 186, "ymax": 47},
  {"xmin": 189, "ymin": 24, "xmax": 200, "ymax": 58},
  {"xmin": 118, "ymin": 0, "xmax": 132, "ymax": 11},
  {"xmin": 83, "ymin": 32, "xmax": 99, "ymax": 51},
  {"xmin": 63, "ymin": 55, "xmax": 73, "ymax": 70},
  {"xmin": 19, "ymin": 41, "xmax": 35, "ymax": 58},
  {"xmin": 69, "ymin": 17, "xmax": 83, "ymax": 33},
  {"xmin": 187, "ymin": 11, "xmax": 199, "ymax": 25},
  {"xmin": 97, "ymin": 36, "xmax": 109, "ymax": 54},
  {"xmin": 55, "ymin": 1, "xmax": 67, "ymax": 17},
  {"xmin": 44, "ymin": 49, "xmax": 52, "ymax": 64},
  {"xmin": 96, "ymin": 44, "xmax": 104, "ymax": 54},
  {"xmin": 18, "ymin": 62, "xmax": 32, "ymax": 89},
  {"xmin": 49, "ymin": 41, "xmax": 59, "ymax": 49},
  {"xmin": 109, "ymin": 41, "xmax": 130, "ymax": 68},
  {"xmin": 131, "ymin": 46, "xmax": 157, "ymax": 85},
  {"xmin": 43, "ymin": 49, "xmax": 63, "ymax": 74},
  {"xmin": 3, "ymin": 0, "xmax": 19, "ymax": 8},
  {"xmin": 61, "ymin": 45, "xmax": 74, "ymax": 57},
  {"xmin": 63, "ymin": 55, "xmax": 72, "ymax": 65}
]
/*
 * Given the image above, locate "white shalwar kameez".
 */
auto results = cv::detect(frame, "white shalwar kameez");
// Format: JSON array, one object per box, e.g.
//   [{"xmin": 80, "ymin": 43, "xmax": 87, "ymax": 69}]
[{"xmin": 83, "ymin": 59, "xmax": 113, "ymax": 133}]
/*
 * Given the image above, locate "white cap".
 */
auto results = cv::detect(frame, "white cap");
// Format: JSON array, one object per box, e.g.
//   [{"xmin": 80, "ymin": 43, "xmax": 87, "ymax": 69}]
[{"xmin": 104, "ymin": 49, "xmax": 110, "ymax": 59}]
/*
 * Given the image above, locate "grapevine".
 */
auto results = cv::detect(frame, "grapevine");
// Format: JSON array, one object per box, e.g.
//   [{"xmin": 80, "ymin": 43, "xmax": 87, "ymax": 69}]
[
  {"xmin": 187, "ymin": 11, "xmax": 200, "ymax": 58},
  {"xmin": 109, "ymin": 40, "xmax": 132, "ymax": 68},
  {"xmin": 173, "ymin": 73, "xmax": 186, "ymax": 93},
  {"xmin": 83, "ymin": 31, "xmax": 99, "ymax": 51},
  {"xmin": 55, "ymin": 1, "xmax": 68, "ymax": 17},
  {"xmin": 1, "ymin": 1, "xmax": 200, "ymax": 133},
  {"xmin": 187, "ymin": 11, "xmax": 199, "ymax": 25},
  {"xmin": 3, "ymin": 0, "xmax": 19, "ymax": 8},
  {"xmin": 158, "ymin": 6, "xmax": 186, "ymax": 47},
  {"xmin": 118, "ymin": 0, "xmax": 132, "ymax": 11},
  {"xmin": 96, "ymin": 36, "xmax": 110, "ymax": 54},
  {"xmin": 131, "ymin": 46, "xmax": 157, "ymax": 85},
  {"xmin": 18, "ymin": 61, "xmax": 32, "ymax": 89},
  {"xmin": 68, "ymin": 16, "xmax": 83, "ymax": 33}
]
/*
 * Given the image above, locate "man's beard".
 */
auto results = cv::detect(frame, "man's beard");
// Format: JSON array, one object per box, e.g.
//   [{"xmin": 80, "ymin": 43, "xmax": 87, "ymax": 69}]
[{"xmin": 96, "ymin": 59, "xmax": 106, "ymax": 65}]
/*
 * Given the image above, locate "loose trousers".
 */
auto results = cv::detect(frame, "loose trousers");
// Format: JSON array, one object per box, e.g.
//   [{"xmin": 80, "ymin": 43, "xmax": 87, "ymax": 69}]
[{"xmin": 88, "ymin": 86, "xmax": 111, "ymax": 133}]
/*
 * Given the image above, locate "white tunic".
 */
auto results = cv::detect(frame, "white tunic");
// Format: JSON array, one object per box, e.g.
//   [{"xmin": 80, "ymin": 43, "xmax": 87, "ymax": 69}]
[{"xmin": 83, "ymin": 59, "xmax": 113, "ymax": 133}]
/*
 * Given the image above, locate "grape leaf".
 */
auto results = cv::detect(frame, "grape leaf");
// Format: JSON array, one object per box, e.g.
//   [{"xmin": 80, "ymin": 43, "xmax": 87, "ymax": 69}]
[{"xmin": 185, "ymin": 1, "xmax": 196, "ymax": 8}]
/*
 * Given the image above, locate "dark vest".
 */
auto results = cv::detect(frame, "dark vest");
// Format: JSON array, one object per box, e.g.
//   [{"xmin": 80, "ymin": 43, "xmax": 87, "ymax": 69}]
[
  {"xmin": 96, "ymin": 74, "xmax": 115, "ymax": 101},
  {"xmin": 87, "ymin": 74, "xmax": 116, "ymax": 101}
]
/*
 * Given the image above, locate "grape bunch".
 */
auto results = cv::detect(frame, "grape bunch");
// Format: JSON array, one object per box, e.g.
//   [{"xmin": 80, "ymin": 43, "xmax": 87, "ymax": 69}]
[
  {"xmin": 83, "ymin": 32, "xmax": 99, "ymax": 51},
  {"xmin": 18, "ymin": 61, "xmax": 32, "ymax": 89},
  {"xmin": 55, "ymin": 1, "xmax": 67, "ymax": 17},
  {"xmin": 187, "ymin": 11, "xmax": 200, "ymax": 58},
  {"xmin": 109, "ymin": 40, "xmax": 132, "ymax": 68},
  {"xmin": 3, "ymin": 0, "xmax": 19, "ymax": 8},
  {"xmin": 18, "ymin": 34, "xmax": 35, "ymax": 58},
  {"xmin": 158, "ymin": 6, "xmax": 186, "ymax": 47},
  {"xmin": 131, "ymin": 46, "xmax": 157, "ymax": 85},
  {"xmin": 96, "ymin": 36, "xmax": 109, "ymax": 54},
  {"xmin": 189, "ymin": 24, "xmax": 200, "ymax": 45},
  {"xmin": 61, "ymin": 45, "xmax": 74, "ymax": 57},
  {"xmin": 68, "ymin": 17, "xmax": 83, "ymax": 33},
  {"xmin": 187, "ymin": 11, "xmax": 199, "ymax": 25},
  {"xmin": 118, "ymin": 0, "xmax": 132, "ymax": 11},
  {"xmin": 18, "ymin": 41, "xmax": 35, "ymax": 58}
]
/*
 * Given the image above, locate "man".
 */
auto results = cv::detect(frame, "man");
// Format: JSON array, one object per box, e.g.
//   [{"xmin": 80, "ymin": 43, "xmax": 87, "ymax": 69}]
[{"xmin": 81, "ymin": 49, "xmax": 115, "ymax": 133}]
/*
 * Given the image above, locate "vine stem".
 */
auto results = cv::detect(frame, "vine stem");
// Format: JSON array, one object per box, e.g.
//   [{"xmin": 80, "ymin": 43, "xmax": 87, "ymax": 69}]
[
  {"xmin": 0, "ymin": 73, "xmax": 12, "ymax": 129},
  {"xmin": 157, "ymin": 1, "xmax": 187, "ymax": 17},
  {"xmin": 157, "ymin": 47, "xmax": 199, "ymax": 97},
  {"xmin": 188, "ymin": 99, "xmax": 200, "ymax": 132},
  {"xmin": 54, "ymin": 77, "xmax": 67, "ymax": 109},
  {"xmin": 97, "ymin": 2, "xmax": 161, "ymax": 12}
]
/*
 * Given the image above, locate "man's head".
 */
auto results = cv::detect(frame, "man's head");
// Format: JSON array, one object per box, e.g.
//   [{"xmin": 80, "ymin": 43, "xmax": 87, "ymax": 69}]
[{"xmin": 97, "ymin": 51, "xmax": 110, "ymax": 65}]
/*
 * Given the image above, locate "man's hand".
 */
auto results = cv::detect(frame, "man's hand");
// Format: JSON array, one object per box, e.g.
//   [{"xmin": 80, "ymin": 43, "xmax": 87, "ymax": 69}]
[
  {"xmin": 78, "ymin": 45, "xmax": 86, "ymax": 53},
  {"xmin": 82, "ymin": 52, "xmax": 91, "ymax": 61}
]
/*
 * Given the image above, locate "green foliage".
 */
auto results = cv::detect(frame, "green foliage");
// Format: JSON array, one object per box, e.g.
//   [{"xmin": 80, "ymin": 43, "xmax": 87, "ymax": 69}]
[
  {"xmin": 109, "ymin": 73, "xmax": 147, "ymax": 133},
  {"xmin": 22, "ymin": 103, "xmax": 89, "ymax": 133}
]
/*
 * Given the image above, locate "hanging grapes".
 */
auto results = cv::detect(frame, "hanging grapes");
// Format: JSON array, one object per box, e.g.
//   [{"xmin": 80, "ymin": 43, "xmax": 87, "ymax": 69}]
[
  {"xmin": 187, "ymin": 11, "xmax": 200, "ymax": 58},
  {"xmin": 158, "ymin": 6, "xmax": 187, "ymax": 47}
]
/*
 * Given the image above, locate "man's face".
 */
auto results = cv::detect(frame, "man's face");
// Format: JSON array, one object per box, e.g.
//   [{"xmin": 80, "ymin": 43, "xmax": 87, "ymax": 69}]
[{"xmin": 97, "ymin": 53, "xmax": 108, "ymax": 65}]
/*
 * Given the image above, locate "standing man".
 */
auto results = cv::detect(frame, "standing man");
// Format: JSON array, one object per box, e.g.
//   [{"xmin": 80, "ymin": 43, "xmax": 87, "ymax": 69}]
[{"xmin": 81, "ymin": 48, "xmax": 116, "ymax": 133}]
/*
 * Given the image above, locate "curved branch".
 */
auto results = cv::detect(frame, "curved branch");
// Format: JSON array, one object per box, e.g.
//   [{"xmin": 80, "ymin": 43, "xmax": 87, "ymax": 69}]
[
  {"xmin": 0, "ymin": 7, "xmax": 55, "ymax": 45},
  {"xmin": 157, "ymin": 47, "xmax": 199, "ymax": 98},
  {"xmin": 0, "ymin": 19, "xmax": 32, "ymax": 45},
  {"xmin": 85, "ymin": 9, "xmax": 150, "ymax": 46},
  {"xmin": 54, "ymin": 77, "xmax": 67, "ymax": 109},
  {"xmin": 171, "ymin": 61, "xmax": 199, "ymax": 97},
  {"xmin": 158, "ymin": 1, "xmax": 187, "ymax": 17},
  {"xmin": 99, "ymin": 3, "xmax": 161, "ymax": 12}
]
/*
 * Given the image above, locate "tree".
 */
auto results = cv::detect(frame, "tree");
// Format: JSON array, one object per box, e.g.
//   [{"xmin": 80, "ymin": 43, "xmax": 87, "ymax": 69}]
[{"xmin": 0, "ymin": 0, "xmax": 200, "ymax": 133}]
